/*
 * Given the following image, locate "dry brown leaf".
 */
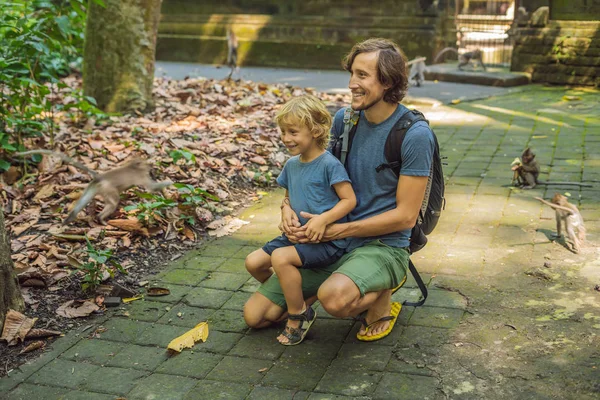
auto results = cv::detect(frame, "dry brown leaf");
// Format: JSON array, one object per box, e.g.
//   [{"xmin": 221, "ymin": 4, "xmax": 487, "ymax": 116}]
[
  {"xmin": 0, "ymin": 309, "xmax": 37, "ymax": 346},
  {"xmin": 25, "ymin": 328, "xmax": 62, "ymax": 339},
  {"xmin": 167, "ymin": 322, "xmax": 209, "ymax": 352},
  {"xmin": 33, "ymin": 184, "xmax": 55, "ymax": 201},
  {"xmin": 12, "ymin": 219, "xmax": 39, "ymax": 236},
  {"xmin": 107, "ymin": 218, "xmax": 149, "ymax": 236},
  {"xmin": 147, "ymin": 287, "xmax": 170, "ymax": 297},
  {"xmin": 183, "ymin": 226, "xmax": 196, "ymax": 241},
  {"xmin": 3, "ymin": 166, "xmax": 21, "ymax": 185},
  {"xmin": 56, "ymin": 300, "xmax": 99, "ymax": 318},
  {"xmin": 20, "ymin": 340, "xmax": 45, "ymax": 354},
  {"xmin": 207, "ymin": 217, "xmax": 249, "ymax": 238}
]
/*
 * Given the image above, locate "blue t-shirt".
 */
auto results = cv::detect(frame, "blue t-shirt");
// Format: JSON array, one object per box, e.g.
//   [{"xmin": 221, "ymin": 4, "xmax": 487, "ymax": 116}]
[
  {"xmin": 277, "ymin": 151, "xmax": 351, "ymax": 249},
  {"xmin": 330, "ymin": 104, "xmax": 435, "ymax": 251}
]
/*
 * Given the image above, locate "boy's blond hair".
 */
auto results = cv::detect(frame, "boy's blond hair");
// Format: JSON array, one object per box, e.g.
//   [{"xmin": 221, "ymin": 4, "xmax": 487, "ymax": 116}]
[{"xmin": 275, "ymin": 95, "xmax": 332, "ymax": 150}]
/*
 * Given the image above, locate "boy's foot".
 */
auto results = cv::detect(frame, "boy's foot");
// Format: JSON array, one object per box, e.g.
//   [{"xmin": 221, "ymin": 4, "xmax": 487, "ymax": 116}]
[{"xmin": 277, "ymin": 305, "xmax": 316, "ymax": 345}]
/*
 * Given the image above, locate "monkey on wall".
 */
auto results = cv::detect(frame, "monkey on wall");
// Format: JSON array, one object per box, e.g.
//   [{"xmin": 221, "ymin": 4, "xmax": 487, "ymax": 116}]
[{"xmin": 434, "ymin": 47, "xmax": 487, "ymax": 71}]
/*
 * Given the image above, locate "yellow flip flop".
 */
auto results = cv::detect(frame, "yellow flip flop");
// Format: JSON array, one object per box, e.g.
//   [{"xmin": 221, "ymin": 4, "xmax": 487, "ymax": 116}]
[
  {"xmin": 356, "ymin": 302, "xmax": 402, "ymax": 342},
  {"xmin": 392, "ymin": 276, "xmax": 407, "ymax": 294}
]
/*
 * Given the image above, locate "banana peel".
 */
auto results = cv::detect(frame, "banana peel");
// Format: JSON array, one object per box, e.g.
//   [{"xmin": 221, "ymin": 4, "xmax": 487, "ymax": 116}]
[{"xmin": 167, "ymin": 322, "xmax": 209, "ymax": 352}]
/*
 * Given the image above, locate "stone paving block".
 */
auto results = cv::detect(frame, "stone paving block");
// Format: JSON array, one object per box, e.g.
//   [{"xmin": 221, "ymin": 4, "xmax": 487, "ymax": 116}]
[
  {"xmin": 451, "ymin": 232, "xmax": 494, "ymax": 249},
  {"xmin": 157, "ymin": 303, "xmax": 215, "ymax": 328},
  {"xmin": 248, "ymin": 385, "xmax": 310, "ymax": 400},
  {"xmin": 95, "ymin": 318, "xmax": 152, "ymax": 343},
  {"xmin": 7, "ymin": 383, "xmax": 69, "ymax": 400},
  {"xmin": 206, "ymin": 355, "xmax": 272, "ymax": 384},
  {"xmin": 121, "ymin": 299, "xmax": 170, "ymax": 322},
  {"xmin": 199, "ymin": 242, "xmax": 244, "ymax": 257},
  {"xmin": 372, "ymin": 372, "xmax": 440, "ymax": 400},
  {"xmin": 63, "ymin": 390, "xmax": 117, "ymax": 400},
  {"xmin": 409, "ymin": 307, "xmax": 464, "ymax": 329},
  {"xmin": 239, "ymin": 277, "xmax": 262, "ymax": 293},
  {"xmin": 279, "ymin": 341, "xmax": 342, "ymax": 367},
  {"xmin": 229, "ymin": 326, "xmax": 286, "ymax": 360},
  {"xmin": 328, "ymin": 343, "xmax": 392, "ymax": 372},
  {"xmin": 82, "ymin": 366, "xmax": 147, "ymax": 395},
  {"xmin": 155, "ymin": 351, "xmax": 222, "ymax": 378},
  {"xmin": 308, "ymin": 394, "xmax": 370, "ymax": 400},
  {"xmin": 221, "ymin": 290, "xmax": 251, "ymax": 311},
  {"xmin": 231, "ymin": 245, "xmax": 259, "ymax": 259},
  {"xmin": 106, "ymin": 344, "xmax": 169, "ymax": 371},
  {"xmin": 127, "ymin": 373, "xmax": 197, "ymax": 400},
  {"xmin": 60, "ymin": 338, "xmax": 125, "ymax": 365},
  {"xmin": 422, "ymin": 288, "xmax": 468, "ymax": 309},
  {"xmin": 386, "ymin": 349, "xmax": 438, "ymax": 377},
  {"xmin": 262, "ymin": 360, "xmax": 326, "ymax": 391},
  {"xmin": 135, "ymin": 323, "xmax": 189, "ymax": 347},
  {"xmin": 143, "ymin": 283, "xmax": 191, "ymax": 304},
  {"xmin": 192, "ymin": 330, "xmax": 243, "ymax": 354},
  {"xmin": 308, "ymin": 318, "xmax": 354, "ymax": 343},
  {"xmin": 183, "ymin": 380, "xmax": 252, "ymax": 399},
  {"xmin": 181, "ymin": 254, "xmax": 226, "ymax": 270},
  {"xmin": 27, "ymin": 358, "xmax": 99, "ymax": 390},
  {"xmin": 315, "ymin": 369, "xmax": 381, "ymax": 397},
  {"xmin": 198, "ymin": 271, "xmax": 249, "ymax": 290},
  {"xmin": 208, "ymin": 309, "xmax": 249, "ymax": 333},
  {"xmin": 216, "ymin": 257, "xmax": 248, "ymax": 273},
  {"xmin": 184, "ymin": 287, "xmax": 233, "ymax": 309},
  {"xmin": 155, "ymin": 268, "xmax": 208, "ymax": 285}
]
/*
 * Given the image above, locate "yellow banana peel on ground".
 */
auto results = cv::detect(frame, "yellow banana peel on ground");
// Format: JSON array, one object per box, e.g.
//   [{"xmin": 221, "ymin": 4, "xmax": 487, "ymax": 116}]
[{"xmin": 167, "ymin": 322, "xmax": 209, "ymax": 352}]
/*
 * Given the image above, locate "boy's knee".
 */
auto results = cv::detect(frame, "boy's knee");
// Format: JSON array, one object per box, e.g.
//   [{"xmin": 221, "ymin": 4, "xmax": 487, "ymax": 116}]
[
  {"xmin": 270, "ymin": 248, "xmax": 289, "ymax": 268},
  {"xmin": 245, "ymin": 251, "xmax": 263, "ymax": 272}
]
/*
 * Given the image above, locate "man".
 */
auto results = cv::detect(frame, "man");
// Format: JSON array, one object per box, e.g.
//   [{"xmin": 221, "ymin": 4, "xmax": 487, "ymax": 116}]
[{"xmin": 244, "ymin": 38, "xmax": 435, "ymax": 341}]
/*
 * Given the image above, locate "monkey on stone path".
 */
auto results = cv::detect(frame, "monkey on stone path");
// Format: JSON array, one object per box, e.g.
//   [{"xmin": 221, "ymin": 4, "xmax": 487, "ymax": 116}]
[
  {"xmin": 434, "ymin": 47, "xmax": 487, "ymax": 71},
  {"xmin": 226, "ymin": 28, "xmax": 239, "ymax": 80},
  {"xmin": 535, "ymin": 194, "xmax": 586, "ymax": 253},
  {"xmin": 17, "ymin": 150, "xmax": 172, "ymax": 225},
  {"xmin": 408, "ymin": 56, "xmax": 427, "ymax": 87},
  {"xmin": 511, "ymin": 148, "xmax": 593, "ymax": 189}
]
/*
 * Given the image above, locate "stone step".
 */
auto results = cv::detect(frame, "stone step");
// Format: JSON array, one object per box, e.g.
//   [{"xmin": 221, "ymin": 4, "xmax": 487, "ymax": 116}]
[{"xmin": 424, "ymin": 63, "xmax": 531, "ymax": 87}]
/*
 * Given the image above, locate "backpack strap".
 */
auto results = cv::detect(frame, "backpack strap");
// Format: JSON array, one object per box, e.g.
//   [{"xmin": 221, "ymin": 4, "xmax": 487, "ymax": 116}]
[
  {"xmin": 375, "ymin": 110, "xmax": 428, "ymax": 176},
  {"xmin": 340, "ymin": 108, "xmax": 360, "ymax": 166},
  {"xmin": 402, "ymin": 259, "xmax": 428, "ymax": 307}
]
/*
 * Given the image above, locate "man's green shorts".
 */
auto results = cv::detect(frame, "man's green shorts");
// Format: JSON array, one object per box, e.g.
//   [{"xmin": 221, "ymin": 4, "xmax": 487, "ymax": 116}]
[{"xmin": 257, "ymin": 240, "xmax": 409, "ymax": 309}]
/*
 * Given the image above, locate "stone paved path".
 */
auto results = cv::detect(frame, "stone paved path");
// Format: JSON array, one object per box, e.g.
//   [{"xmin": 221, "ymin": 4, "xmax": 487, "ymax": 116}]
[{"xmin": 1, "ymin": 85, "xmax": 599, "ymax": 399}]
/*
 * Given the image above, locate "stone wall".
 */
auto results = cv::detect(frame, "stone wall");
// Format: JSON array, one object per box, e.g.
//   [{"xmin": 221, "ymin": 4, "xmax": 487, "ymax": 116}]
[
  {"xmin": 157, "ymin": 0, "xmax": 456, "ymax": 69},
  {"xmin": 511, "ymin": 21, "xmax": 600, "ymax": 87}
]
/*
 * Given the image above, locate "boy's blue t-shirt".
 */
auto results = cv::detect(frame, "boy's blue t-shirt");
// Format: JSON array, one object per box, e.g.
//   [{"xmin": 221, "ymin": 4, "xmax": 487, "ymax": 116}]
[
  {"xmin": 277, "ymin": 151, "xmax": 351, "ymax": 249},
  {"xmin": 330, "ymin": 104, "xmax": 435, "ymax": 251}
]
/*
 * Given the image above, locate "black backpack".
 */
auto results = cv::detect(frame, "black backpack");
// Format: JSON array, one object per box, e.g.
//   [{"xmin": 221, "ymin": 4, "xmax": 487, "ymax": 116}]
[{"xmin": 330, "ymin": 107, "xmax": 446, "ymax": 306}]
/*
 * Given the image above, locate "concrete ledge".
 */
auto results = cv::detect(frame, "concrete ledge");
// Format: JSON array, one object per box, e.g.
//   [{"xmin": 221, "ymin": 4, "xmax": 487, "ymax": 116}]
[{"xmin": 424, "ymin": 63, "xmax": 531, "ymax": 87}]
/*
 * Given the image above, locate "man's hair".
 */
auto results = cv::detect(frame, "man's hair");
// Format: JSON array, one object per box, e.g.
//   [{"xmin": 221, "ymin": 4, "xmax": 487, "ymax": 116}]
[
  {"xmin": 342, "ymin": 38, "xmax": 409, "ymax": 104},
  {"xmin": 275, "ymin": 95, "xmax": 332, "ymax": 150}
]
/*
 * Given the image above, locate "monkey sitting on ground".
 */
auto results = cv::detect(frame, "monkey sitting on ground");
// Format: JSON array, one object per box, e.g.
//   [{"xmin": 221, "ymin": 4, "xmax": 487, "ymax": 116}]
[
  {"xmin": 17, "ymin": 150, "xmax": 172, "ymax": 225},
  {"xmin": 535, "ymin": 194, "xmax": 586, "ymax": 253},
  {"xmin": 434, "ymin": 47, "xmax": 487, "ymax": 71},
  {"xmin": 511, "ymin": 148, "xmax": 593, "ymax": 189},
  {"xmin": 226, "ymin": 28, "xmax": 239, "ymax": 80},
  {"xmin": 408, "ymin": 56, "xmax": 427, "ymax": 87}
]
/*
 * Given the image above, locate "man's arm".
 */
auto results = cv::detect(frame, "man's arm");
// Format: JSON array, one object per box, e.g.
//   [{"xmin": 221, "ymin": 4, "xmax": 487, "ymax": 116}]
[{"xmin": 293, "ymin": 175, "xmax": 428, "ymax": 242}]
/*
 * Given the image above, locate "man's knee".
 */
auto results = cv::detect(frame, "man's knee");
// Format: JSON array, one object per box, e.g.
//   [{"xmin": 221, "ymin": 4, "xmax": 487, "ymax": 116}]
[
  {"xmin": 243, "ymin": 292, "xmax": 284, "ymax": 329},
  {"xmin": 317, "ymin": 276, "xmax": 359, "ymax": 318}
]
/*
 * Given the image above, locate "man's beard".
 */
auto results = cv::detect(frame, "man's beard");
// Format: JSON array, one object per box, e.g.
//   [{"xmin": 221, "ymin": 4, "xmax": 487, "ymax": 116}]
[{"xmin": 352, "ymin": 92, "xmax": 386, "ymax": 111}]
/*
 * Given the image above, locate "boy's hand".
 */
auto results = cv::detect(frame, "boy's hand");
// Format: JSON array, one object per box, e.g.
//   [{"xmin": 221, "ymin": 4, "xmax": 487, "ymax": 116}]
[
  {"xmin": 279, "ymin": 205, "xmax": 300, "ymax": 235},
  {"xmin": 304, "ymin": 214, "xmax": 327, "ymax": 242}
]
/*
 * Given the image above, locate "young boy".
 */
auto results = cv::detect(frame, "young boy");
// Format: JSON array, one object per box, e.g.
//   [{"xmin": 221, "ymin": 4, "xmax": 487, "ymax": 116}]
[{"xmin": 245, "ymin": 95, "xmax": 356, "ymax": 345}]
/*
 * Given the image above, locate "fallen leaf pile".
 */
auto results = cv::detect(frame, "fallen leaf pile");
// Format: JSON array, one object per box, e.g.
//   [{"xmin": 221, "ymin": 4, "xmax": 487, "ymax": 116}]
[
  {"xmin": 0, "ymin": 309, "xmax": 61, "ymax": 353},
  {"xmin": 1, "ymin": 75, "xmax": 350, "ymax": 310}
]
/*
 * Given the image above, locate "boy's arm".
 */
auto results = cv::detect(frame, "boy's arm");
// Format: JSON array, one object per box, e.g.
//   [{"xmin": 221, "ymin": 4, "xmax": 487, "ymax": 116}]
[{"xmin": 317, "ymin": 181, "xmax": 356, "ymax": 225}]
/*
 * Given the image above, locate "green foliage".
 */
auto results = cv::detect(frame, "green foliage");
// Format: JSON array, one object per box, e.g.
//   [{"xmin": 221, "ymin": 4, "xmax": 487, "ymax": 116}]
[
  {"xmin": 170, "ymin": 149, "xmax": 196, "ymax": 164},
  {"xmin": 124, "ymin": 193, "xmax": 177, "ymax": 227},
  {"xmin": 0, "ymin": 0, "xmax": 105, "ymax": 170},
  {"xmin": 79, "ymin": 236, "xmax": 125, "ymax": 292},
  {"xmin": 174, "ymin": 183, "xmax": 220, "ymax": 206}
]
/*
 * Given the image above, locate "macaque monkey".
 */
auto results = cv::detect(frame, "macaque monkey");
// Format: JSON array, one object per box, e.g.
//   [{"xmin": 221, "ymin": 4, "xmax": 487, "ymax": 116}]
[
  {"xmin": 535, "ymin": 194, "xmax": 586, "ymax": 253},
  {"xmin": 17, "ymin": 150, "xmax": 172, "ymax": 224},
  {"xmin": 226, "ymin": 28, "xmax": 239, "ymax": 80},
  {"xmin": 511, "ymin": 148, "xmax": 592, "ymax": 189},
  {"xmin": 408, "ymin": 56, "xmax": 427, "ymax": 87},
  {"xmin": 434, "ymin": 47, "xmax": 487, "ymax": 71}
]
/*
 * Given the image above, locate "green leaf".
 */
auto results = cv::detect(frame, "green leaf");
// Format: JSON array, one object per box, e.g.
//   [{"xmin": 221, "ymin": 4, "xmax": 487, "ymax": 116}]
[{"xmin": 0, "ymin": 159, "xmax": 11, "ymax": 171}]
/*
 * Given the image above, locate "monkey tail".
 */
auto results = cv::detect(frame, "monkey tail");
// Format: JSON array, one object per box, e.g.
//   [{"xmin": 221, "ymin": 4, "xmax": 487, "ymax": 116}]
[
  {"xmin": 16, "ymin": 149, "xmax": 98, "ymax": 179},
  {"xmin": 63, "ymin": 181, "xmax": 98, "ymax": 224},
  {"xmin": 433, "ymin": 47, "xmax": 458, "ymax": 64}
]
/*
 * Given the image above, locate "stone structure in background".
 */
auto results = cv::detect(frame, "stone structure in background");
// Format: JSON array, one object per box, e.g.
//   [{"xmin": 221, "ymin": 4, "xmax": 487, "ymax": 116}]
[
  {"xmin": 511, "ymin": 0, "xmax": 599, "ymax": 86},
  {"xmin": 156, "ymin": 0, "xmax": 456, "ymax": 69}
]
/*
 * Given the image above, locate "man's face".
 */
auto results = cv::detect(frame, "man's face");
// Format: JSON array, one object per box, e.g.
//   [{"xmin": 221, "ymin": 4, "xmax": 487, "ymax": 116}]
[{"xmin": 348, "ymin": 51, "xmax": 388, "ymax": 111}]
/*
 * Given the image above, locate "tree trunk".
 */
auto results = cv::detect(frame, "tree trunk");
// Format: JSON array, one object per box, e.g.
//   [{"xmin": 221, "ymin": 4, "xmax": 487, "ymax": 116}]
[
  {"xmin": 83, "ymin": 0, "xmax": 162, "ymax": 113},
  {"xmin": 0, "ymin": 208, "xmax": 24, "ymax": 333}
]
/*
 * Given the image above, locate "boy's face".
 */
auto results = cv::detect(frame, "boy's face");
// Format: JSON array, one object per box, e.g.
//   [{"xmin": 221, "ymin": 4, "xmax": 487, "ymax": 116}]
[
  {"xmin": 348, "ymin": 51, "xmax": 388, "ymax": 111},
  {"xmin": 279, "ymin": 120, "xmax": 318, "ymax": 157}
]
